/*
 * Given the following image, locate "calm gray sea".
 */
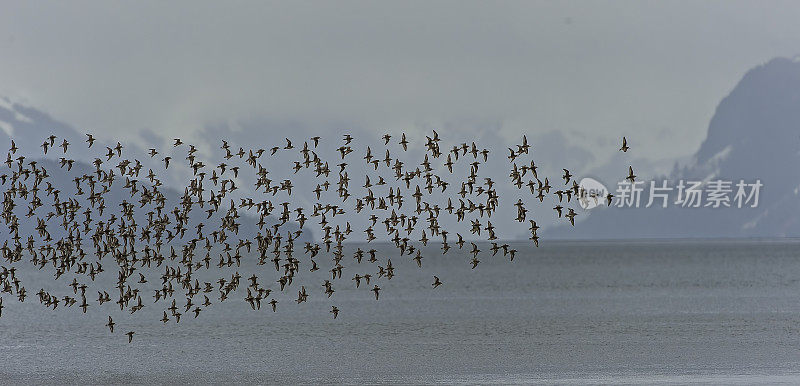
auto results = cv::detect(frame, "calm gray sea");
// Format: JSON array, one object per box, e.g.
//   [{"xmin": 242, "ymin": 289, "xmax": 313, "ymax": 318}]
[{"xmin": 2, "ymin": 239, "xmax": 800, "ymax": 385}]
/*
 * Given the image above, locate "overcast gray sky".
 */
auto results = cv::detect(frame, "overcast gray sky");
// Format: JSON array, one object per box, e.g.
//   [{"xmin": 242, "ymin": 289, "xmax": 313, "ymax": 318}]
[{"xmin": 1, "ymin": 1, "xmax": 799, "ymax": 171}]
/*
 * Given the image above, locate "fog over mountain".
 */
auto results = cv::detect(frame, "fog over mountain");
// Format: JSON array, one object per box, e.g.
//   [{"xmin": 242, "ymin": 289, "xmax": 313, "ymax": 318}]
[
  {"xmin": 0, "ymin": 96, "xmax": 615, "ymax": 242},
  {"xmin": 3, "ymin": 57, "xmax": 799, "ymax": 241},
  {"xmin": 549, "ymin": 57, "xmax": 800, "ymax": 239}
]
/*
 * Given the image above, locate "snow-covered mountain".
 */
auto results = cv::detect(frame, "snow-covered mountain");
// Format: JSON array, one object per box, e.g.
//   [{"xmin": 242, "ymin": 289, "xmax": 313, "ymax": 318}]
[{"xmin": 548, "ymin": 57, "xmax": 800, "ymax": 239}]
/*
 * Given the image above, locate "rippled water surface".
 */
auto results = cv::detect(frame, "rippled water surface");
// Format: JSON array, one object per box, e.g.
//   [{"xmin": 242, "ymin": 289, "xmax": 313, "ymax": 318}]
[{"xmin": 2, "ymin": 240, "xmax": 800, "ymax": 384}]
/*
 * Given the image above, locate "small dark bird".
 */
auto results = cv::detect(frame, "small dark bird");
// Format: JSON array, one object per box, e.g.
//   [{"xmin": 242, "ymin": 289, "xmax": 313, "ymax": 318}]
[
  {"xmin": 565, "ymin": 208, "xmax": 577, "ymax": 226},
  {"xmin": 562, "ymin": 169, "xmax": 572, "ymax": 184},
  {"xmin": 126, "ymin": 331, "xmax": 135, "ymax": 343},
  {"xmin": 330, "ymin": 305, "xmax": 339, "ymax": 319},
  {"xmin": 626, "ymin": 166, "xmax": 636, "ymax": 183},
  {"xmin": 372, "ymin": 285, "xmax": 381, "ymax": 300},
  {"xmin": 619, "ymin": 136, "xmax": 629, "ymax": 152},
  {"xmin": 432, "ymin": 276, "xmax": 442, "ymax": 288}
]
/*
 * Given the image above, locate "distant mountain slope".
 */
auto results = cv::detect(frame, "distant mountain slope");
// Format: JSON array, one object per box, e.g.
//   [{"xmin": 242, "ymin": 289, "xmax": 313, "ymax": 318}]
[
  {"xmin": 0, "ymin": 99, "xmax": 313, "ymax": 242},
  {"xmin": 548, "ymin": 57, "xmax": 800, "ymax": 239},
  {"xmin": 6, "ymin": 58, "xmax": 800, "ymax": 241}
]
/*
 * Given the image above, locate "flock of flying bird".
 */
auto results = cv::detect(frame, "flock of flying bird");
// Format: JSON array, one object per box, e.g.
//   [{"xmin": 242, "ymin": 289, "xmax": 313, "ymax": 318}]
[{"xmin": 0, "ymin": 130, "xmax": 634, "ymax": 342}]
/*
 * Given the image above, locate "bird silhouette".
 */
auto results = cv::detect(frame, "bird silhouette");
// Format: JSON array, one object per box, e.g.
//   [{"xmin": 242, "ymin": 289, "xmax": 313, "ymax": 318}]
[
  {"xmin": 626, "ymin": 166, "xmax": 636, "ymax": 183},
  {"xmin": 330, "ymin": 305, "xmax": 339, "ymax": 319},
  {"xmin": 619, "ymin": 136, "xmax": 629, "ymax": 152}
]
